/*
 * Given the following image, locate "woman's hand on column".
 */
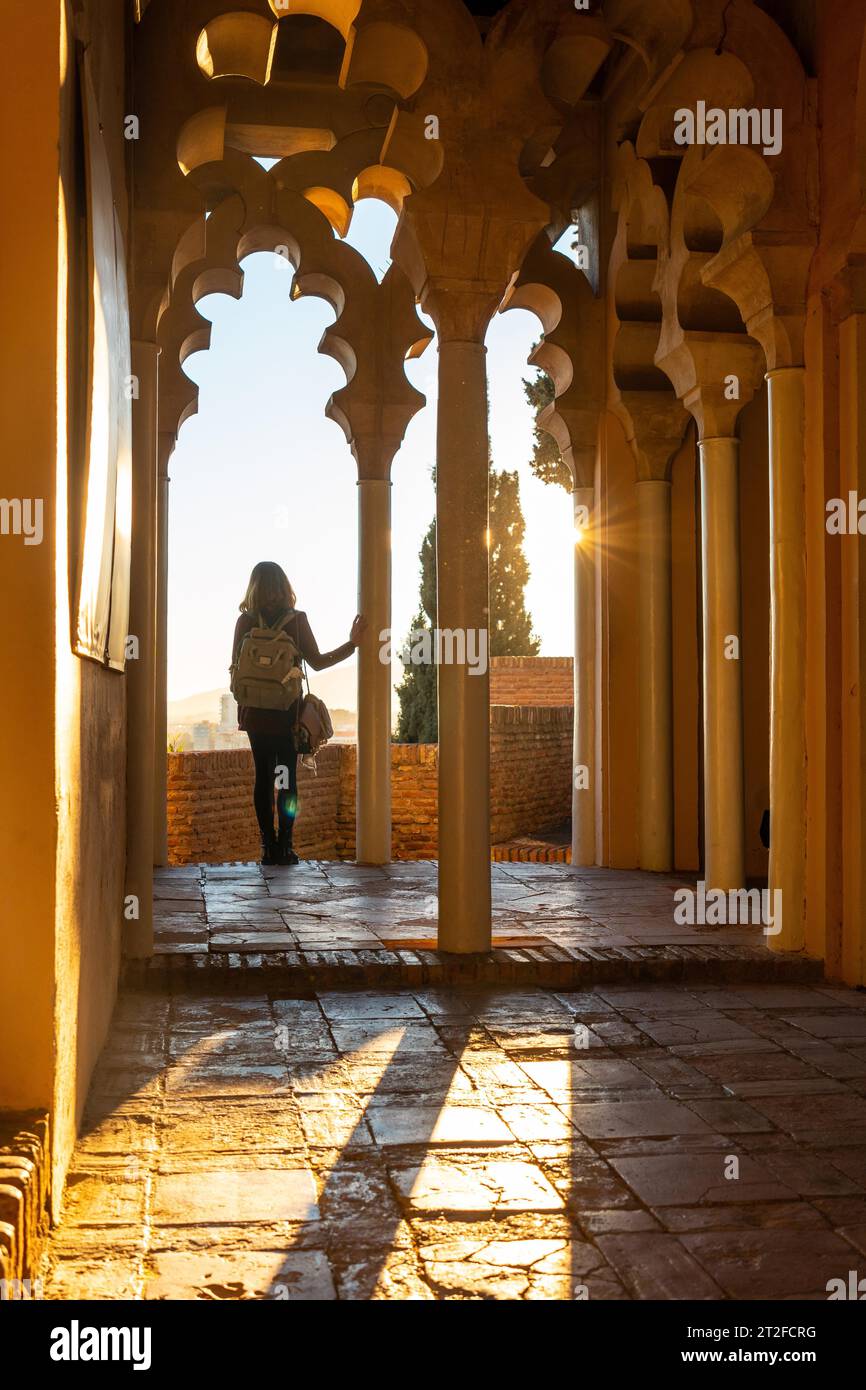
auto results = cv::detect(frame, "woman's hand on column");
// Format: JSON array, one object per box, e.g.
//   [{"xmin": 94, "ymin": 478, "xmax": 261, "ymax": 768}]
[{"xmin": 350, "ymin": 614, "xmax": 368, "ymax": 648}]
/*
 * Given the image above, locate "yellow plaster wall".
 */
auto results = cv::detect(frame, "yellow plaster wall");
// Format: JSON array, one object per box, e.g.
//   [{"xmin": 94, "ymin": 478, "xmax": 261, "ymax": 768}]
[
  {"xmin": 52, "ymin": 0, "xmax": 130, "ymax": 1207},
  {"xmin": 0, "ymin": 0, "xmax": 130, "ymax": 1211},
  {"xmin": 0, "ymin": 0, "xmax": 62, "ymax": 1119}
]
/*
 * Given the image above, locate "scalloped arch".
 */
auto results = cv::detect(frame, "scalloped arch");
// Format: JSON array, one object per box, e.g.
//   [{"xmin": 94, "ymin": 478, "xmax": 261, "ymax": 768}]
[
  {"xmin": 196, "ymin": 13, "xmax": 278, "ymax": 83},
  {"xmin": 267, "ymin": 0, "xmax": 360, "ymax": 42},
  {"xmin": 500, "ymin": 232, "xmax": 605, "ymax": 488},
  {"xmin": 156, "ymin": 151, "xmax": 426, "ymax": 460}
]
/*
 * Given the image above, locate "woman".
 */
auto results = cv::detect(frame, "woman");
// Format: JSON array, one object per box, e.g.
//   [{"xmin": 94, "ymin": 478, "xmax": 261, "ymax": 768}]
[{"xmin": 232, "ymin": 561, "xmax": 365, "ymax": 866}]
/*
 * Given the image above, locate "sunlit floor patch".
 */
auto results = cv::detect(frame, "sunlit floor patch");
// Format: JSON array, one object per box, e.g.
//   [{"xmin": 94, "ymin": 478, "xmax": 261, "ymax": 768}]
[{"xmin": 43, "ymin": 982, "xmax": 866, "ymax": 1300}]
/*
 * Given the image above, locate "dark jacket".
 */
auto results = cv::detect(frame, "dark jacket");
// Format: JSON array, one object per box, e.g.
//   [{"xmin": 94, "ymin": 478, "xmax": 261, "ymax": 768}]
[{"xmin": 232, "ymin": 606, "xmax": 353, "ymax": 736}]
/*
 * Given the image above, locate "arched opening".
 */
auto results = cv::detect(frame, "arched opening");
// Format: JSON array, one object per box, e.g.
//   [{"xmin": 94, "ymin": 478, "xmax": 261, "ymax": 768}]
[{"xmin": 163, "ymin": 193, "xmax": 425, "ymax": 886}]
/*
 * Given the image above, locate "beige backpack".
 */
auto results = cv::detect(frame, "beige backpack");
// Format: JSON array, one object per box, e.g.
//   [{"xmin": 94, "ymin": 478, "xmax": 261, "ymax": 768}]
[{"xmin": 230, "ymin": 610, "xmax": 303, "ymax": 710}]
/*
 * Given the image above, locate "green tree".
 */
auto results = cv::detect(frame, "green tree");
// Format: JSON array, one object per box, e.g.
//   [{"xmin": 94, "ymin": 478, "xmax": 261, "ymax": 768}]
[
  {"xmin": 488, "ymin": 468, "xmax": 540, "ymax": 656},
  {"xmin": 395, "ymin": 520, "xmax": 438, "ymax": 742},
  {"xmin": 523, "ymin": 360, "xmax": 574, "ymax": 491},
  {"xmin": 395, "ymin": 468, "xmax": 540, "ymax": 740}
]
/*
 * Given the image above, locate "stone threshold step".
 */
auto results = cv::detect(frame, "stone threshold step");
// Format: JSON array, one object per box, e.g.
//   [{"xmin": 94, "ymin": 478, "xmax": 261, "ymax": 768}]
[{"xmin": 122, "ymin": 944, "xmax": 825, "ymax": 994}]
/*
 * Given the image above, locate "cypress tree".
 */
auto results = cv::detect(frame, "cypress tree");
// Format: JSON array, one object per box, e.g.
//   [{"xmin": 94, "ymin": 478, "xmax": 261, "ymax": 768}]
[
  {"xmin": 488, "ymin": 468, "xmax": 540, "ymax": 656},
  {"xmin": 394, "ymin": 467, "xmax": 540, "ymax": 740},
  {"xmin": 522, "ymin": 361, "xmax": 575, "ymax": 491},
  {"xmin": 395, "ymin": 520, "xmax": 438, "ymax": 742}
]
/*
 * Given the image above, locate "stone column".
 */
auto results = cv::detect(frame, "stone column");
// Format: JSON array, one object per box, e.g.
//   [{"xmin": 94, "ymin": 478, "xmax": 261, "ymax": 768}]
[
  {"xmin": 767, "ymin": 368, "xmax": 807, "ymax": 951},
  {"xmin": 572, "ymin": 486, "xmax": 596, "ymax": 866},
  {"xmin": 699, "ymin": 437, "xmax": 746, "ymax": 891},
  {"xmin": 125, "ymin": 341, "xmax": 158, "ymax": 957},
  {"xmin": 636, "ymin": 478, "xmax": 674, "ymax": 871},
  {"xmin": 435, "ymin": 324, "xmax": 492, "ymax": 953},
  {"xmin": 152, "ymin": 433, "xmax": 172, "ymax": 867},
  {"xmin": 839, "ymin": 311, "xmax": 866, "ymax": 986},
  {"xmin": 356, "ymin": 476, "xmax": 392, "ymax": 864}
]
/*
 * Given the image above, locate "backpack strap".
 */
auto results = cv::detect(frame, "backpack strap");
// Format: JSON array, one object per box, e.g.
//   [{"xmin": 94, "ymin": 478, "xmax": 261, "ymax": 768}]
[
  {"xmin": 261, "ymin": 608, "xmax": 293, "ymax": 633},
  {"xmin": 293, "ymin": 612, "xmax": 309, "ymax": 692},
  {"xmin": 291, "ymin": 611, "xmax": 309, "ymax": 745}
]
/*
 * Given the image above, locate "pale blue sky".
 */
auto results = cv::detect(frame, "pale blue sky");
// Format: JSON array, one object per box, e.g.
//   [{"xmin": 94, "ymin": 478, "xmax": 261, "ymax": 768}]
[{"xmin": 167, "ymin": 198, "xmax": 576, "ymax": 703}]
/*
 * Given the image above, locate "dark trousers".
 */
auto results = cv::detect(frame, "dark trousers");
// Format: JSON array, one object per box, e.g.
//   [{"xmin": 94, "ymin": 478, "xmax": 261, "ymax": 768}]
[{"xmin": 247, "ymin": 731, "xmax": 298, "ymax": 840}]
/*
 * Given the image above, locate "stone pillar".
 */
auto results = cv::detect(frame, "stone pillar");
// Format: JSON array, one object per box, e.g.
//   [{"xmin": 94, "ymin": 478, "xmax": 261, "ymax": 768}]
[
  {"xmin": 767, "ymin": 368, "xmax": 807, "ymax": 951},
  {"xmin": 572, "ymin": 486, "xmax": 596, "ymax": 866},
  {"xmin": 435, "ymin": 332, "xmax": 492, "ymax": 953},
  {"xmin": 125, "ymin": 341, "xmax": 158, "ymax": 957},
  {"xmin": 636, "ymin": 478, "xmax": 674, "ymax": 871},
  {"xmin": 699, "ymin": 437, "xmax": 746, "ymax": 891},
  {"xmin": 356, "ymin": 476, "xmax": 392, "ymax": 864},
  {"xmin": 839, "ymin": 312, "xmax": 866, "ymax": 986},
  {"xmin": 152, "ymin": 433, "xmax": 171, "ymax": 867}
]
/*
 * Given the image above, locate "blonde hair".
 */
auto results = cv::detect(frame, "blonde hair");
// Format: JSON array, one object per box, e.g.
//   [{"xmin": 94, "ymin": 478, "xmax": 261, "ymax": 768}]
[{"xmin": 240, "ymin": 561, "xmax": 297, "ymax": 615}]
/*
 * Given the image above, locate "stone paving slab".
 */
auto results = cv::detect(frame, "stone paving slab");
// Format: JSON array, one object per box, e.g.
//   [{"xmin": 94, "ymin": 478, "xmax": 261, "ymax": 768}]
[
  {"xmin": 131, "ymin": 862, "xmax": 824, "ymax": 992},
  {"xmin": 41, "ymin": 981, "xmax": 866, "ymax": 1301}
]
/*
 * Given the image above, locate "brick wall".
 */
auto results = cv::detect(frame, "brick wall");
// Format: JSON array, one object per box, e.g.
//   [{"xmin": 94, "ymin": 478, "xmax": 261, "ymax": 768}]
[
  {"xmin": 490, "ymin": 705, "xmax": 573, "ymax": 841},
  {"xmin": 167, "ymin": 706, "xmax": 573, "ymax": 864},
  {"xmin": 489, "ymin": 656, "xmax": 573, "ymax": 707},
  {"xmin": 167, "ymin": 746, "xmax": 343, "ymax": 865},
  {"xmin": 336, "ymin": 744, "xmax": 440, "ymax": 858}
]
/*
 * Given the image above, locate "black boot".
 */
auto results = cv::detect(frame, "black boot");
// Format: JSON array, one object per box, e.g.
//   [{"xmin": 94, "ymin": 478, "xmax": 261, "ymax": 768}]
[
  {"xmin": 260, "ymin": 831, "xmax": 279, "ymax": 866},
  {"xmin": 277, "ymin": 824, "xmax": 299, "ymax": 866}
]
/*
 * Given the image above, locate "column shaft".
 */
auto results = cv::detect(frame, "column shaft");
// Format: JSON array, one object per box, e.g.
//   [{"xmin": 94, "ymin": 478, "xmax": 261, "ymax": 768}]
[
  {"xmin": 125, "ymin": 342, "xmax": 158, "ymax": 957},
  {"xmin": 637, "ymin": 479, "xmax": 674, "ymax": 871},
  {"xmin": 839, "ymin": 314, "xmax": 866, "ymax": 985},
  {"xmin": 699, "ymin": 437, "xmax": 746, "ymax": 890},
  {"xmin": 436, "ymin": 340, "xmax": 492, "ymax": 952},
  {"xmin": 356, "ymin": 478, "xmax": 392, "ymax": 864},
  {"xmin": 572, "ymin": 487, "xmax": 596, "ymax": 865},
  {"xmin": 152, "ymin": 435, "xmax": 171, "ymax": 866},
  {"xmin": 767, "ymin": 368, "xmax": 807, "ymax": 951}
]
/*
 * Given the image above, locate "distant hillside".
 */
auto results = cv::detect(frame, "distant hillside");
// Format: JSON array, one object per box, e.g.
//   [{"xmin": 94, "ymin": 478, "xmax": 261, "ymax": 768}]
[
  {"xmin": 168, "ymin": 688, "xmax": 226, "ymax": 725},
  {"xmin": 169, "ymin": 663, "xmax": 358, "ymax": 725}
]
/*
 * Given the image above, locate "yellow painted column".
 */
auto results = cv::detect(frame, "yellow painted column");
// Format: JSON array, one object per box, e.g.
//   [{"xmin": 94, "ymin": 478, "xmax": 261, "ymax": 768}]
[
  {"xmin": 699, "ymin": 437, "xmax": 746, "ymax": 891},
  {"xmin": 356, "ymin": 477, "xmax": 392, "ymax": 864},
  {"xmin": 436, "ymin": 338, "xmax": 492, "ymax": 952},
  {"xmin": 839, "ymin": 313, "xmax": 866, "ymax": 986},
  {"xmin": 767, "ymin": 368, "xmax": 807, "ymax": 952},
  {"xmin": 152, "ymin": 432, "xmax": 171, "ymax": 867},
  {"xmin": 572, "ymin": 487, "xmax": 596, "ymax": 866},
  {"xmin": 125, "ymin": 340, "xmax": 158, "ymax": 957},
  {"xmin": 636, "ymin": 478, "xmax": 673, "ymax": 871}
]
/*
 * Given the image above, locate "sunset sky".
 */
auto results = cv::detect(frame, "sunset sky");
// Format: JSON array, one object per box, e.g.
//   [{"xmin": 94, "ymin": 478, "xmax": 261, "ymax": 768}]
[{"xmin": 167, "ymin": 196, "xmax": 576, "ymax": 706}]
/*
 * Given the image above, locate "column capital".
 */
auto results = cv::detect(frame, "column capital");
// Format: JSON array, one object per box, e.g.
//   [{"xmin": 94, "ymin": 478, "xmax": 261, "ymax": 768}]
[
  {"xmin": 421, "ymin": 281, "xmax": 504, "ymax": 344},
  {"xmin": 353, "ymin": 438, "xmax": 399, "ymax": 483},
  {"xmin": 611, "ymin": 390, "xmax": 690, "ymax": 482},
  {"xmin": 657, "ymin": 334, "xmax": 765, "ymax": 441}
]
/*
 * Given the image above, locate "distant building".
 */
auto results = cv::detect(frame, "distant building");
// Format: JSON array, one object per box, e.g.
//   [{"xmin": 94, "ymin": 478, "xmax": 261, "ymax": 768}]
[
  {"xmin": 219, "ymin": 692, "xmax": 237, "ymax": 731},
  {"xmin": 192, "ymin": 722, "xmax": 214, "ymax": 751}
]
